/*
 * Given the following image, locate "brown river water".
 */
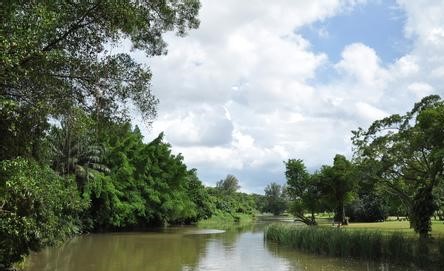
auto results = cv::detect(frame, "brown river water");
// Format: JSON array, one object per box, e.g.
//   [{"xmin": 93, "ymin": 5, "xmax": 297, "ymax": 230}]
[{"xmin": 25, "ymin": 218, "xmax": 412, "ymax": 271}]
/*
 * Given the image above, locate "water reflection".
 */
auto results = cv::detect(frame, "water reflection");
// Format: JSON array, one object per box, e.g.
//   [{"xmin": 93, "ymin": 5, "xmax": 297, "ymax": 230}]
[
  {"xmin": 265, "ymin": 241, "xmax": 409, "ymax": 271},
  {"xmin": 25, "ymin": 220, "xmax": 410, "ymax": 271}
]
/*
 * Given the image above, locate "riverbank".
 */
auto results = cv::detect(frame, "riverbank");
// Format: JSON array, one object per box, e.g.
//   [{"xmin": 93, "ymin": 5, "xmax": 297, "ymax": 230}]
[
  {"xmin": 197, "ymin": 211, "xmax": 255, "ymax": 229},
  {"xmin": 265, "ymin": 223, "xmax": 444, "ymax": 270}
]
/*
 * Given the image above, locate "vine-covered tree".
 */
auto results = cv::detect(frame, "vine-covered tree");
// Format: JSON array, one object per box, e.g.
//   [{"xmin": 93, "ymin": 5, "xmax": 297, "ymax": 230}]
[{"xmin": 352, "ymin": 95, "xmax": 444, "ymax": 238}]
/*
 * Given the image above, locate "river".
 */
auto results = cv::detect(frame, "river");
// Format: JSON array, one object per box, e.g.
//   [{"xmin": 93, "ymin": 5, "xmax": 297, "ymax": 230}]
[{"xmin": 25, "ymin": 217, "xmax": 410, "ymax": 271}]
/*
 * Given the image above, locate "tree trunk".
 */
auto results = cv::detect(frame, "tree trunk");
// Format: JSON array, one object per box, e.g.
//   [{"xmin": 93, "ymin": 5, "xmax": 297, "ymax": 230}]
[
  {"xmin": 334, "ymin": 201, "xmax": 347, "ymax": 225},
  {"xmin": 341, "ymin": 205, "xmax": 348, "ymax": 225},
  {"xmin": 411, "ymin": 186, "xmax": 437, "ymax": 238}
]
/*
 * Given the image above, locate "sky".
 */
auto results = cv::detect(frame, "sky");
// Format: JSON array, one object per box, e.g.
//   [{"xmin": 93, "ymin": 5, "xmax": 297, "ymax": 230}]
[{"xmin": 126, "ymin": 0, "xmax": 444, "ymax": 194}]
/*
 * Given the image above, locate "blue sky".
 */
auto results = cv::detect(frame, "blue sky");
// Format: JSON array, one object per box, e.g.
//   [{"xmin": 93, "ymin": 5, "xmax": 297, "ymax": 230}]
[
  {"xmin": 299, "ymin": 1, "xmax": 410, "ymax": 64},
  {"xmin": 134, "ymin": 0, "xmax": 444, "ymax": 194}
]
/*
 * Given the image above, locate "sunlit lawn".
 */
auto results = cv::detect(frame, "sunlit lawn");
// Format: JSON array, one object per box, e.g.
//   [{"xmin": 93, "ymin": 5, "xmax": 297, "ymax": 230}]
[
  {"xmin": 345, "ymin": 220, "xmax": 444, "ymax": 237},
  {"xmin": 313, "ymin": 215, "xmax": 444, "ymax": 238}
]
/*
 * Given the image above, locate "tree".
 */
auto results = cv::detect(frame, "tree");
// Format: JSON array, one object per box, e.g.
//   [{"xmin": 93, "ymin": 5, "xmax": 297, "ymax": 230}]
[
  {"xmin": 263, "ymin": 182, "xmax": 287, "ymax": 216},
  {"xmin": 49, "ymin": 109, "xmax": 109, "ymax": 193},
  {"xmin": 0, "ymin": 97, "xmax": 49, "ymax": 160},
  {"xmin": 318, "ymin": 155, "xmax": 355, "ymax": 225},
  {"xmin": 285, "ymin": 159, "xmax": 320, "ymax": 225},
  {"xmin": 346, "ymin": 163, "xmax": 388, "ymax": 222},
  {"xmin": 1, "ymin": 0, "xmax": 201, "ymax": 160},
  {"xmin": 184, "ymin": 169, "xmax": 215, "ymax": 221},
  {"xmin": 216, "ymin": 174, "xmax": 241, "ymax": 194},
  {"xmin": 352, "ymin": 95, "xmax": 444, "ymax": 238}
]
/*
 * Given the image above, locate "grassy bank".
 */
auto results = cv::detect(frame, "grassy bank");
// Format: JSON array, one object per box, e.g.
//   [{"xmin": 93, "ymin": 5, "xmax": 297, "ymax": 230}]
[
  {"xmin": 345, "ymin": 220, "xmax": 444, "ymax": 237},
  {"xmin": 310, "ymin": 218, "xmax": 444, "ymax": 237},
  {"xmin": 197, "ymin": 211, "xmax": 255, "ymax": 229},
  {"xmin": 265, "ymin": 223, "xmax": 444, "ymax": 269}
]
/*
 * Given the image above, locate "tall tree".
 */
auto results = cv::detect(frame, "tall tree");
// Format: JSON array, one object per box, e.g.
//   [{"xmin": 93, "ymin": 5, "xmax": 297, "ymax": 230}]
[
  {"xmin": 1, "ymin": 0, "xmax": 200, "ymax": 159},
  {"xmin": 216, "ymin": 174, "xmax": 241, "ymax": 194},
  {"xmin": 49, "ymin": 109, "xmax": 108, "ymax": 193},
  {"xmin": 318, "ymin": 155, "xmax": 355, "ymax": 225},
  {"xmin": 285, "ymin": 159, "xmax": 320, "ymax": 225},
  {"xmin": 352, "ymin": 95, "xmax": 444, "ymax": 237},
  {"xmin": 263, "ymin": 182, "xmax": 287, "ymax": 216}
]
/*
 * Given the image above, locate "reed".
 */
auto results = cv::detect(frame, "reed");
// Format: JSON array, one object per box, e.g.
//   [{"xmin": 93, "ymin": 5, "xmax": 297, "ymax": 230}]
[{"xmin": 265, "ymin": 223, "xmax": 444, "ymax": 268}]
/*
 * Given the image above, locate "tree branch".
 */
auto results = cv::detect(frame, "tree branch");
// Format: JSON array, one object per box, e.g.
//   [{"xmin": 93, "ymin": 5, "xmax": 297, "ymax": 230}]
[{"xmin": 20, "ymin": 1, "xmax": 101, "ymax": 66}]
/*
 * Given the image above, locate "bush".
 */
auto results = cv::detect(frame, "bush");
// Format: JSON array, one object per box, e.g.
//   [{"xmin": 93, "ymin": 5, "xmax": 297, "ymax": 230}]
[
  {"xmin": 0, "ymin": 158, "xmax": 84, "ymax": 269},
  {"xmin": 346, "ymin": 193, "xmax": 387, "ymax": 222}
]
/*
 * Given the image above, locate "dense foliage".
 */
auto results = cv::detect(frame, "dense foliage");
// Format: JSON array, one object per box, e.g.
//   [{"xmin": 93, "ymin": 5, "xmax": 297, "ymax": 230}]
[
  {"xmin": 209, "ymin": 175, "xmax": 256, "ymax": 216},
  {"xmin": 86, "ymin": 124, "xmax": 204, "ymax": 229},
  {"xmin": 263, "ymin": 182, "xmax": 287, "ymax": 216},
  {"xmin": 285, "ymin": 159, "xmax": 320, "ymax": 225},
  {"xmin": 0, "ymin": 158, "xmax": 84, "ymax": 268},
  {"xmin": 352, "ymin": 95, "xmax": 444, "ymax": 237},
  {"xmin": 0, "ymin": 1, "xmax": 204, "ymax": 268},
  {"xmin": 198, "ymin": 176, "xmax": 259, "ymax": 228},
  {"xmin": 317, "ymin": 155, "xmax": 356, "ymax": 225},
  {"xmin": 1, "ymin": 0, "xmax": 200, "ymax": 123}
]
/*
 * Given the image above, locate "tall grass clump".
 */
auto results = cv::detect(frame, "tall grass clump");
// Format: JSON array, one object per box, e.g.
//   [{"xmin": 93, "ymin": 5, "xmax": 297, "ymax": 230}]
[{"xmin": 265, "ymin": 223, "xmax": 442, "ymax": 268}]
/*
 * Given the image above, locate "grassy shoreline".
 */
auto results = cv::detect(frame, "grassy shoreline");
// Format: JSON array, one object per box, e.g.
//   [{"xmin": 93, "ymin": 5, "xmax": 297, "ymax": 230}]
[
  {"xmin": 197, "ymin": 211, "xmax": 255, "ymax": 229},
  {"xmin": 265, "ymin": 223, "xmax": 444, "ymax": 269}
]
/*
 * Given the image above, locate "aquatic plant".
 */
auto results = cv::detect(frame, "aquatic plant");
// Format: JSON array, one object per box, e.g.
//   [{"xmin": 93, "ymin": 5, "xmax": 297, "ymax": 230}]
[{"xmin": 265, "ymin": 223, "xmax": 444, "ymax": 268}]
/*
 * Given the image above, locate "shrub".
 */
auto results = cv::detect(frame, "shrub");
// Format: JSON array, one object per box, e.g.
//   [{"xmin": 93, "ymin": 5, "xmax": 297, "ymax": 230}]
[
  {"xmin": 0, "ymin": 158, "xmax": 84, "ymax": 269},
  {"xmin": 346, "ymin": 194, "xmax": 387, "ymax": 222}
]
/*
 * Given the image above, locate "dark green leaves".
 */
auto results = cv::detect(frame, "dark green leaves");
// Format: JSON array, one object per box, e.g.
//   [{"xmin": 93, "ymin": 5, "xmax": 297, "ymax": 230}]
[
  {"xmin": 352, "ymin": 95, "xmax": 444, "ymax": 237},
  {"xmin": 0, "ymin": 158, "xmax": 84, "ymax": 268},
  {"xmin": 1, "ymin": 0, "xmax": 201, "ymax": 123}
]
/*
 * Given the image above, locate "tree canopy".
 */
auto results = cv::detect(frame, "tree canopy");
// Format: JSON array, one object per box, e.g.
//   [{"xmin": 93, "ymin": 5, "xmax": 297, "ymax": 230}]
[
  {"xmin": 318, "ymin": 155, "xmax": 356, "ymax": 225},
  {"xmin": 216, "ymin": 174, "xmax": 241, "ymax": 194},
  {"xmin": 285, "ymin": 159, "xmax": 320, "ymax": 225},
  {"xmin": 263, "ymin": 182, "xmax": 287, "ymax": 216},
  {"xmin": 0, "ymin": 1, "xmax": 204, "ymax": 268},
  {"xmin": 1, "ymin": 0, "xmax": 200, "ymax": 120},
  {"xmin": 352, "ymin": 95, "xmax": 444, "ymax": 237}
]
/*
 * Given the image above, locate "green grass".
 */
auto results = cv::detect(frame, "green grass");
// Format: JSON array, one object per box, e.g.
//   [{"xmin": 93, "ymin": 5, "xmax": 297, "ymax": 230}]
[
  {"xmin": 302, "ymin": 213, "xmax": 444, "ymax": 237},
  {"xmin": 197, "ymin": 211, "xmax": 254, "ymax": 230},
  {"xmin": 319, "ymin": 220, "xmax": 444, "ymax": 237},
  {"xmin": 265, "ymin": 223, "xmax": 444, "ymax": 269}
]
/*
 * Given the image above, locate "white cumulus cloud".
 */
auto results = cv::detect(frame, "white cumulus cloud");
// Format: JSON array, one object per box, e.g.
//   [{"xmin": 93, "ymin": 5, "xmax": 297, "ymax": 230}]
[{"xmin": 128, "ymin": 0, "xmax": 444, "ymax": 193}]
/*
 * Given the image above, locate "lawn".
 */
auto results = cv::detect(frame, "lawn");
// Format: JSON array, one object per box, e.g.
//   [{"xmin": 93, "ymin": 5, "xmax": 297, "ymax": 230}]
[
  {"xmin": 311, "ymin": 215, "xmax": 444, "ymax": 237},
  {"xmin": 345, "ymin": 220, "xmax": 444, "ymax": 237}
]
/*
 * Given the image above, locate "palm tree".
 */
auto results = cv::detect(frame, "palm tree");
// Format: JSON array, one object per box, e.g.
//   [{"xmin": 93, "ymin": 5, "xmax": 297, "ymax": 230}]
[
  {"xmin": 50, "ymin": 118, "xmax": 108, "ymax": 193},
  {"xmin": 216, "ymin": 174, "xmax": 241, "ymax": 194}
]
